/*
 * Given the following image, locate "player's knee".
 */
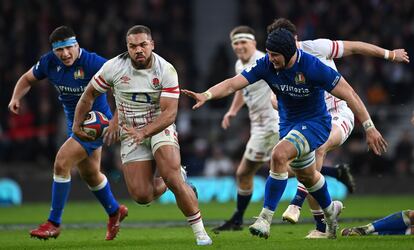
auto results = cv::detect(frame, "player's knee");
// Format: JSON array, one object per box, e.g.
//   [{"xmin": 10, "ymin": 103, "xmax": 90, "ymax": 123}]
[
  {"xmin": 315, "ymin": 148, "xmax": 325, "ymax": 161},
  {"xmin": 53, "ymin": 157, "xmax": 70, "ymax": 175},
  {"xmin": 296, "ymin": 173, "xmax": 314, "ymax": 186},
  {"xmin": 271, "ymin": 150, "xmax": 289, "ymax": 166},
  {"xmin": 236, "ymin": 168, "xmax": 251, "ymax": 181}
]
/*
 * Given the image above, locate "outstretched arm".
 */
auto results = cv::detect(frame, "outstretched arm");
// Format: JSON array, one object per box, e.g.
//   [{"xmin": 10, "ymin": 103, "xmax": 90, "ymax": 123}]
[
  {"xmin": 8, "ymin": 68, "xmax": 39, "ymax": 114},
  {"xmin": 330, "ymin": 77, "xmax": 388, "ymax": 156},
  {"xmin": 182, "ymin": 74, "xmax": 249, "ymax": 110},
  {"xmin": 221, "ymin": 90, "xmax": 245, "ymax": 129},
  {"xmin": 342, "ymin": 41, "xmax": 409, "ymax": 63},
  {"xmin": 73, "ymin": 83, "xmax": 103, "ymax": 141}
]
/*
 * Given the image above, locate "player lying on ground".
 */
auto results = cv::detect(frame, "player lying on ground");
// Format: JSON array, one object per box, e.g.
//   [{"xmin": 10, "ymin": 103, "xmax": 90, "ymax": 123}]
[{"xmin": 342, "ymin": 210, "xmax": 414, "ymax": 236}]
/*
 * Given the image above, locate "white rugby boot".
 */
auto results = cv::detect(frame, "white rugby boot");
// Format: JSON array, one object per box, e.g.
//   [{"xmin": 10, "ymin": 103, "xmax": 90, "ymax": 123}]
[
  {"xmin": 196, "ymin": 233, "xmax": 212, "ymax": 246},
  {"xmin": 282, "ymin": 204, "xmax": 301, "ymax": 224},
  {"xmin": 305, "ymin": 229, "xmax": 328, "ymax": 239},
  {"xmin": 324, "ymin": 200, "xmax": 344, "ymax": 239},
  {"xmin": 249, "ymin": 217, "xmax": 270, "ymax": 239}
]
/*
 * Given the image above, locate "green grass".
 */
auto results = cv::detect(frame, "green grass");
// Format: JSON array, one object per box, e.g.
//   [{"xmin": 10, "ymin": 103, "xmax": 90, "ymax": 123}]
[{"xmin": 0, "ymin": 195, "xmax": 413, "ymax": 249}]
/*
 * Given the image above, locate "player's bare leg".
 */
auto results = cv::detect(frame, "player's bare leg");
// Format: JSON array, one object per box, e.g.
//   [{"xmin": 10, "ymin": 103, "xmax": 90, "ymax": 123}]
[
  {"xmin": 213, "ymin": 158, "xmax": 263, "ymax": 233},
  {"xmin": 155, "ymin": 145, "xmax": 212, "ymax": 245},
  {"xmin": 122, "ymin": 161, "xmax": 167, "ymax": 205}
]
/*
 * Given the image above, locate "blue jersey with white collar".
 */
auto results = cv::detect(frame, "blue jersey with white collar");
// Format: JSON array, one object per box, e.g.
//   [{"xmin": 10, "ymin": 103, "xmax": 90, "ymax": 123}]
[
  {"xmin": 241, "ymin": 49, "xmax": 341, "ymax": 126},
  {"xmin": 32, "ymin": 48, "xmax": 112, "ymax": 135}
]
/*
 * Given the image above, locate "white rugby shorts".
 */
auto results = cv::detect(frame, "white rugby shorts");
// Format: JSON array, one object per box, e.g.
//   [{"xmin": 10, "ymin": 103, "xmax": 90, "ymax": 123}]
[
  {"xmin": 329, "ymin": 105, "xmax": 354, "ymax": 145},
  {"xmin": 244, "ymin": 131, "xmax": 279, "ymax": 162},
  {"xmin": 120, "ymin": 124, "xmax": 179, "ymax": 164}
]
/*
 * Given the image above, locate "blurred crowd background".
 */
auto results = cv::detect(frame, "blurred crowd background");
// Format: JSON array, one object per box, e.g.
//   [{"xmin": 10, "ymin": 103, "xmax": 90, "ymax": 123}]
[{"xmin": 1, "ymin": 0, "xmax": 414, "ymax": 185}]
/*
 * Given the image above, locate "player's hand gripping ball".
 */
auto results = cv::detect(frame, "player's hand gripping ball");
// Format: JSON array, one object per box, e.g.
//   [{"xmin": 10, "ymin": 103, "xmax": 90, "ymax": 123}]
[{"xmin": 82, "ymin": 111, "xmax": 109, "ymax": 140}]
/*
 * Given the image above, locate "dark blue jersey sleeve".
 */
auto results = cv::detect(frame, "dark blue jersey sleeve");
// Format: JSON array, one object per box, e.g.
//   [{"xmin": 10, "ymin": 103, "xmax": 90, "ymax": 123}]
[
  {"xmin": 32, "ymin": 53, "xmax": 50, "ymax": 80},
  {"xmin": 306, "ymin": 56, "xmax": 341, "ymax": 92},
  {"xmin": 241, "ymin": 56, "xmax": 267, "ymax": 84}
]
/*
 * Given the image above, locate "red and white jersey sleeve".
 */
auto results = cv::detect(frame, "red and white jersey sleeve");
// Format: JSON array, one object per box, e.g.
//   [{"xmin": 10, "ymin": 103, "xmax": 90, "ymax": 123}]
[
  {"xmin": 91, "ymin": 61, "xmax": 114, "ymax": 93},
  {"xmin": 160, "ymin": 64, "xmax": 180, "ymax": 99},
  {"xmin": 299, "ymin": 39, "xmax": 347, "ymax": 113}
]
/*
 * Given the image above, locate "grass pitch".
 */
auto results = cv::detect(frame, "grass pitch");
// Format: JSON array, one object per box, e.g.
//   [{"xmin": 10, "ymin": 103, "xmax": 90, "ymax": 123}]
[{"xmin": 0, "ymin": 195, "xmax": 413, "ymax": 249}]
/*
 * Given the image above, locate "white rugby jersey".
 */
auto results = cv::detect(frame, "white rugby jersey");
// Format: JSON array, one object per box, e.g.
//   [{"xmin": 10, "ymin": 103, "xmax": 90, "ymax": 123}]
[
  {"xmin": 299, "ymin": 39, "xmax": 348, "ymax": 113},
  {"xmin": 91, "ymin": 52, "xmax": 180, "ymax": 128},
  {"xmin": 236, "ymin": 50, "xmax": 279, "ymax": 135}
]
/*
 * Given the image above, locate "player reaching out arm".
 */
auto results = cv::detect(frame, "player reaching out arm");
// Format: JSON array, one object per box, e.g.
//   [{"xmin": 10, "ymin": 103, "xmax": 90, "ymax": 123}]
[
  {"xmin": 267, "ymin": 18, "xmax": 408, "ymax": 238},
  {"xmin": 183, "ymin": 28, "xmax": 387, "ymax": 240}
]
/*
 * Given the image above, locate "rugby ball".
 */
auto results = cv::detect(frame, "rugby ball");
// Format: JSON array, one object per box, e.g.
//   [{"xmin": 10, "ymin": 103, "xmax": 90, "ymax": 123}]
[{"xmin": 82, "ymin": 111, "xmax": 109, "ymax": 139}]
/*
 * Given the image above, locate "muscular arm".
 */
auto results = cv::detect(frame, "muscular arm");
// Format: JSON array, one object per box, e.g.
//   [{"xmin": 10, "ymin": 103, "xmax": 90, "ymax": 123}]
[
  {"xmin": 330, "ymin": 77, "xmax": 371, "ymax": 123},
  {"xmin": 8, "ymin": 68, "xmax": 39, "ymax": 114},
  {"xmin": 142, "ymin": 97, "xmax": 178, "ymax": 138},
  {"xmin": 342, "ymin": 41, "xmax": 409, "ymax": 63},
  {"xmin": 227, "ymin": 90, "xmax": 245, "ymax": 114},
  {"xmin": 221, "ymin": 90, "xmax": 245, "ymax": 129},
  {"xmin": 182, "ymin": 74, "xmax": 249, "ymax": 109},
  {"xmin": 122, "ymin": 96, "xmax": 178, "ymax": 144},
  {"xmin": 72, "ymin": 83, "xmax": 103, "ymax": 140}
]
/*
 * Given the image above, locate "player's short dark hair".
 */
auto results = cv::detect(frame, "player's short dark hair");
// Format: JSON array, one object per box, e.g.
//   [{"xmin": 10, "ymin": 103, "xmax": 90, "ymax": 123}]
[
  {"xmin": 49, "ymin": 26, "xmax": 76, "ymax": 44},
  {"xmin": 229, "ymin": 25, "xmax": 255, "ymax": 40},
  {"xmin": 126, "ymin": 25, "xmax": 152, "ymax": 41},
  {"xmin": 267, "ymin": 18, "xmax": 297, "ymax": 35}
]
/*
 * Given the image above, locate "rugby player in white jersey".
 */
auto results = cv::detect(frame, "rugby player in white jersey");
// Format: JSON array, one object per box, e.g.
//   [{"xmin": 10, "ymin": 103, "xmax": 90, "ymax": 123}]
[
  {"xmin": 72, "ymin": 25, "xmax": 212, "ymax": 246},
  {"xmin": 269, "ymin": 18, "xmax": 409, "ymax": 238},
  {"xmin": 212, "ymin": 26, "xmax": 280, "ymax": 233}
]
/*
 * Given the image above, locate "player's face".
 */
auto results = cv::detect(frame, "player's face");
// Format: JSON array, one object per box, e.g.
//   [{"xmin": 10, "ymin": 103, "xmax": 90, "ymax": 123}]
[
  {"xmin": 266, "ymin": 50, "xmax": 285, "ymax": 70},
  {"xmin": 53, "ymin": 44, "xmax": 80, "ymax": 66},
  {"xmin": 232, "ymin": 39, "xmax": 256, "ymax": 62},
  {"xmin": 127, "ymin": 33, "xmax": 154, "ymax": 69}
]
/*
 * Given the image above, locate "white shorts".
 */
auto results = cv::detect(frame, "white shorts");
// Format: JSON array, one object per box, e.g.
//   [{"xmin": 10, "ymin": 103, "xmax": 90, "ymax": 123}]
[
  {"xmin": 244, "ymin": 131, "xmax": 279, "ymax": 162},
  {"xmin": 120, "ymin": 124, "xmax": 179, "ymax": 164},
  {"xmin": 330, "ymin": 105, "xmax": 354, "ymax": 145}
]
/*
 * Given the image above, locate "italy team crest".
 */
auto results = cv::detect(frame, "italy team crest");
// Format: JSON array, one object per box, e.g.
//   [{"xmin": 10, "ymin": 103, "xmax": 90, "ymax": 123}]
[
  {"xmin": 74, "ymin": 67, "xmax": 85, "ymax": 79},
  {"xmin": 295, "ymin": 72, "xmax": 305, "ymax": 84}
]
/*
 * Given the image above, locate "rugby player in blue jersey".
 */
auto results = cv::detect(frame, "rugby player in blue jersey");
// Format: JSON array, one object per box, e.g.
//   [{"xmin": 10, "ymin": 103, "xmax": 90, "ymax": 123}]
[
  {"xmin": 182, "ymin": 28, "xmax": 387, "ymax": 239},
  {"xmin": 8, "ymin": 26, "xmax": 127, "ymax": 240}
]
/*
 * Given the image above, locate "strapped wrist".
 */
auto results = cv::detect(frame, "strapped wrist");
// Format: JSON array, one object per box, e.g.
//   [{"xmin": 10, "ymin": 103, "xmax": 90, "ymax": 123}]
[
  {"xmin": 362, "ymin": 119, "xmax": 375, "ymax": 131},
  {"xmin": 384, "ymin": 49, "xmax": 390, "ymax": 60},
  {"xmin": 203, "ymin": 90, "xmax": 213, "ymax": 100}
]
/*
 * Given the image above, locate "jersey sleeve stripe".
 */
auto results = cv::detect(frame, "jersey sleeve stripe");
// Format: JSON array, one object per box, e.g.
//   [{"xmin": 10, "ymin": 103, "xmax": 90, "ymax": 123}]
[
  {"xmin": 94, "ymin": 76, "xmax": 110, "ymax": 90},
  {"xmin": 161, "ymin": 92, "xmax": 180, "ymax": 98},
  {"xmin": 98, "ymin": 75, "xmax": 108, "ymax": 84},
  {"xmin": 329, "ymin": 41, "xmax": 337, "ymax": 59},
  {"xmin": 333, "ymin": 41, "xmax": 339, "ymax": 58},
  {"xmin": 162, "ymin": 86, "xmax": 180, "ymax": 92}
]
